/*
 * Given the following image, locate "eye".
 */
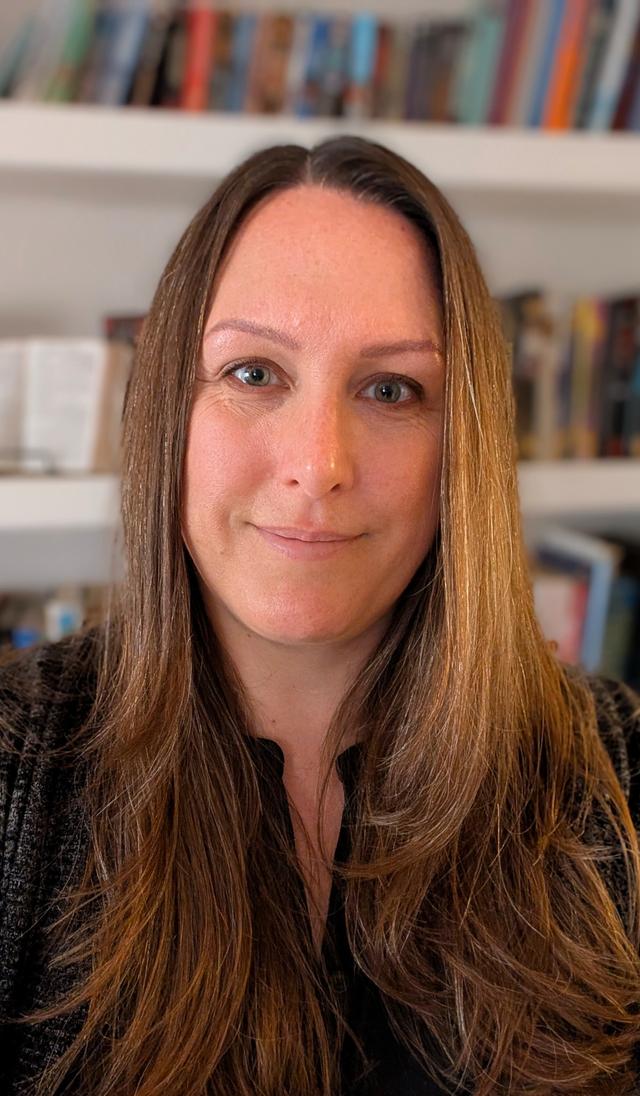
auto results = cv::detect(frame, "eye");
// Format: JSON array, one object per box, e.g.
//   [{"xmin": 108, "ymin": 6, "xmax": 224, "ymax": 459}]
[
  {"xmin": 224, "ymin": 362, "xmax": 276, "ymax": 387},
  {"xmin": 361, "ymin": 375, "xmax": 423, "ymax": 404}
]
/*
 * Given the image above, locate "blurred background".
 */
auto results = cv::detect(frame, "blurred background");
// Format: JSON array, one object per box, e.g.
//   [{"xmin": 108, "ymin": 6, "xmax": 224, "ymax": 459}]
[{"xmin": 0, "ymin": 0, "xmax": 638, "ymax": 686}]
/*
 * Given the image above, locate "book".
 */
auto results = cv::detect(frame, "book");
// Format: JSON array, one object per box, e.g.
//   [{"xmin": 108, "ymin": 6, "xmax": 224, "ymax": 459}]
[
  {"xmin": 180, "ymin": 2, "xmax": 218, "ymax": 112},
  {"xmin": 541, "ymin": 0, "xmax": 591, "ymax": 129},
  {"xmin": 573, "ymin": 0, "xmax": 617, "ymax": 127},
  {"xmin": 317, "ymin": 15, "xmax": 350, "ymax": 118},
  {"xmin": 0, "ymin": 337, "xmax": 130, "ymax": 474},
  {"xmin": 487, "ymin": 0, "xmax": 533, "ymax": 125},
  {"xmin": 0, "ymin": 13, "xmax": 38, "ymax": 98},
  {"xmin": 532, "ymin": 526, "xmax": 622, "ymax": 672},
  {"xmin": 611, "ymin": 11, "xmax": 640, "ymax": 129},
  {"xmin": 527, "ymin": 0, "xmax": 566, "ymax": 127},
  {"xmin": 454, "ymin": 1, "xmax": 508, "ymax": 125},
  {"xmin": 46, "ymin": 0, "xmax": 95, "ymax": 102},
  {"xmin": 504, "ymin": 0, "xmax": 548, "ymax": 126},
  {"xmin": 223, "ymin": 12, "xmax": 257, "ymax": 113},
  {"xmin": 427, "ymin": 23, "xmax": 467, "ymax": 123},
  {"xmin": 10, "ymin": 0, "xmax": 77, "ymax": 101},
  {"xmin": 156, "ymin": 4, "xmax": 187, "ymax": 109},
  {"xmin": 0, "ymin": 342, "xmax": 25, "ymax": 470},
  {"xmin": 598, "ymin": 296, "xmax": 639, "ymax": 457},
  {"xmin": 127, "ymin": 0, "xmax": 173, "ymax": 107},
  {"xmin": 344, "ymin": 13, "xmax": 379, "ymax": 121},
  {"xmin": 208, "ymin": 9, "xmax": 234, "ymax": 112},
  {"xmin": 244, "ymin": 13, "xmax": 294, "ymax": 115},
  {"xmin": 531, "ymin": 564, "xmax": 589, "ymax": 665},
  {"xmin": 587, "ymin": 0, "xmax": 639, "ymax": 128},
  {"xmin": 94, "ymin": 0, "xmax": 150, "ymax": 106},
  {"xmin": 567, "ymin": 297, "xmax": 610, "ymax": 459}
]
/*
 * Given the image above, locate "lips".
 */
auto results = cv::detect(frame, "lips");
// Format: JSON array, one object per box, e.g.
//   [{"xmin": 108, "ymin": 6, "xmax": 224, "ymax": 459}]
[
  {"xmin": 255, "ymin": 526, "xmax": 356, "ymax": 542},
  {"xmin": 253, "ymin": 526, "xmax": 360, "ymax": 560}
]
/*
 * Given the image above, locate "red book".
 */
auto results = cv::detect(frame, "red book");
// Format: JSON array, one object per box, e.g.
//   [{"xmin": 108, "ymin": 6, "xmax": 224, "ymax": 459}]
[{"xmin": 180, "ymin": 3, "xmax": 218, "ymax": 112}]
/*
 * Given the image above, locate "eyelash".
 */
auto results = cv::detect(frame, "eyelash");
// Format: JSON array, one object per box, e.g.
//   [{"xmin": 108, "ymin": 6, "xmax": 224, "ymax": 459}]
[{"xmin": 220, "ymin": 360, "xmax": 425, "ymax": 406}]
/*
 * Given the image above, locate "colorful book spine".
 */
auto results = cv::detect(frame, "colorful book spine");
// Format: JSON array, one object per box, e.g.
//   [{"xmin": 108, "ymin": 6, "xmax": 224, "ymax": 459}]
[
  {"xmin": 506, "ymin": 0, "xmax": 552, "ymax": 126},
  {"xmin": 94, "ymin": 0, "xmax": 150, "ymax": 106},
  {"xmin": 541, "ymin": 0, "xmax": 591, "ymax": 128},
  {"xmin": 343, "ymin": 13, "xmax": 378, "ymax": 120},
  {"xmin": 488, "ymin": 0, "xmax": 532, "ymax": 125},
  {"xmin": 180, "ymin": 3, "xmax": 218, "ymax": 112},
  {"xmin": 573, "ymin": 0, "xmax": 617, "ymax": 128},
  {"xmin": 587, "ymin": 0, "xmax": 639, "ymax": 128},
  {"xmin": 527, "ymin": 0, "xmax": 566, "ymax": 126}
]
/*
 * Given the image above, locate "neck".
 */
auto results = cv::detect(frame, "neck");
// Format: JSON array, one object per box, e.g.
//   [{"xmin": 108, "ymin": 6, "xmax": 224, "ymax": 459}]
[{"xmin": 206, "ymin": 599, "xmax": 389, "ymax": 771}]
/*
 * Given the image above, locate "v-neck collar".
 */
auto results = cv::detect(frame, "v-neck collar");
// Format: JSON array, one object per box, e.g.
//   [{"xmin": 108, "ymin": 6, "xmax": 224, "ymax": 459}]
[{"xmin": 248, "ymin": 736, "xmax": 364, "ymax": 797}]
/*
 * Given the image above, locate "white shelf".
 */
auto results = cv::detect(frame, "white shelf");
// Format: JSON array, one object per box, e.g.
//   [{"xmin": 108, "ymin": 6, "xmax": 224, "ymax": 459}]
[
  {"xmin": 0, "ymin": 474, "xmax": 119, "ymax": 531},
  {"xmin": 518, "ymin": 460, "xmax": 640, "ymax": 518},
  {"xmin": 2, "ymin": 101, "xmax": 640, "ymax": 199}
]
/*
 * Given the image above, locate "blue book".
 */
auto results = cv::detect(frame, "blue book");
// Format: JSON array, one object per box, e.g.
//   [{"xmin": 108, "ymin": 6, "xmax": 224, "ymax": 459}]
[
  {"xmin": 224, "ymin": 13, "xmax": 258, "ymax": 113},
  {"xmin": 527, "ymin": 0, "xmax": 565, "ymax": 127},
  {"xmin": 345, "ymin": 12, "xmax": 378, "ymax": 117},
  {"xmin": 294, "ymin": 16, "xmax": 331, "ymax": 118},
  {"xmin": 95, "ymin": 1, "xmax": 150, "ymax": 106}
]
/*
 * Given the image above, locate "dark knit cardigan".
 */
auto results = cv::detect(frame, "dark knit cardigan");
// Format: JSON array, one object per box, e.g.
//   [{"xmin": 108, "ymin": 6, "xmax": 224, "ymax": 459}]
[{"xmin": 1, "ymin": 630, "xmax": 640, "ymax": 1095}]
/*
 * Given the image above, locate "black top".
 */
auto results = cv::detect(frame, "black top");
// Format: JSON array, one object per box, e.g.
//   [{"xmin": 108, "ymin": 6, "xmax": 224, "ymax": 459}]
[{"xmin": 1, "ymin": 631, "xmax": 639, "ymax": 1094}]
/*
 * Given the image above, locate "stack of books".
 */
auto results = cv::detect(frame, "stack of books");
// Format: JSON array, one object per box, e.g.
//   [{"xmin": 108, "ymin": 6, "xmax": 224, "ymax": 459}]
[{"xmin": 1, "ymin": 0, "xmax": 639, "ymax": 130}]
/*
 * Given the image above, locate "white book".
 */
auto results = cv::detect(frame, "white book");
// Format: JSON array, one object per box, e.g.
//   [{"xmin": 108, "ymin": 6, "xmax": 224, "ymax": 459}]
[
  {"xmin": 0, "ymin": 341, "xmax": 25, "ymax": 465},
  {"xmin": 23, "ymin": 338, "xmax": 109, "ymax": 472}
]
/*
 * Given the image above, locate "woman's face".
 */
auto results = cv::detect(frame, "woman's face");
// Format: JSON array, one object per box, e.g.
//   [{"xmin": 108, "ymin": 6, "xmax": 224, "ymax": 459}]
[{"xmin": 182, "ymin": 184, "xmax": 444, "ymax": 650}]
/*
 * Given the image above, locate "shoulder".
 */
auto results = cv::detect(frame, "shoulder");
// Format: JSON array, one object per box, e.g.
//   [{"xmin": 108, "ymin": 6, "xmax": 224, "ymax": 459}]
[{"xmin": 0, "ymin": 627, "xmax": 102, "ymax": 854}]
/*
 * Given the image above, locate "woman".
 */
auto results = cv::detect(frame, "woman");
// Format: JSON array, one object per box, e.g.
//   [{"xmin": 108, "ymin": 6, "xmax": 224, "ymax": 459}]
[{"xmin": 1, "ymin": 135, "xmax": 639, "ymax": 1095}]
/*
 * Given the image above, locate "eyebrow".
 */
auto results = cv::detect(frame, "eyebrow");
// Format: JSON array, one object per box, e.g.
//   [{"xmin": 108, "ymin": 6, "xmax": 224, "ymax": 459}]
[{"xmin": 204, "ymin": 318, "xmax": 443, "ymax": 358}]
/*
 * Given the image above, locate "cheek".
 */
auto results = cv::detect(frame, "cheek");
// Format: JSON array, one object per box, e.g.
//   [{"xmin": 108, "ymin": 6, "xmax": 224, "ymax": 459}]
[{"xmin": 182, "ymin": 402, "xmax": 263, "ymax": 525}]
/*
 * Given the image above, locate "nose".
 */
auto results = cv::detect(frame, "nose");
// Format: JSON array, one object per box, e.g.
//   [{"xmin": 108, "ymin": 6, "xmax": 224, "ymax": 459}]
[{"xmin": 279, "ymin": 391, "xmax": 356, "ymax": 499}]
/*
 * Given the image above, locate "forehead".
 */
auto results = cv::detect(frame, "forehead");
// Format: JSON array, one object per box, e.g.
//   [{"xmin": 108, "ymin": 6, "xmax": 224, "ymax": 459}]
[{"xmin": 208, "ymin": 185, "xmax": 441, "ymax": 334}]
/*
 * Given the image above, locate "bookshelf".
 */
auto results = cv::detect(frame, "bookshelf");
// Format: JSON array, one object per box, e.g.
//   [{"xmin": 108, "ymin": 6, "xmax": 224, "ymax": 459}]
[{"xmin": 1, "ymin": 0, "xmax": 639, "ymax": 589}]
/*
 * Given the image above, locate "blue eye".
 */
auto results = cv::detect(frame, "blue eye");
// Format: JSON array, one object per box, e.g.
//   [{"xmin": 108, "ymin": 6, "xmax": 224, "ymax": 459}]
[{"xmin": 362, "ymin": 378, "xmax": 415, "ymax": 404}]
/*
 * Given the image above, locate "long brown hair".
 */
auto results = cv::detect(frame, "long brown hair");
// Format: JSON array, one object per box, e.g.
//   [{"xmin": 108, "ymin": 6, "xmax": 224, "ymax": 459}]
[{"xmin": 3, "ymin": 135, "xmax": 640, "ymax": 1094}]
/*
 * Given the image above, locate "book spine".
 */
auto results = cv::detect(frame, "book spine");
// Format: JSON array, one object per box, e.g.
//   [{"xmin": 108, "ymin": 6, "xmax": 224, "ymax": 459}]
[
  {"xmin": 180, "ymin": 3, "xmax": 218, "ymax": 112},
  {"xmin": 542, "ymin": 0, "xmax": 591, "ymax": 128},
  {"xmin": 488, "ymin": 0, "xmax": 531, "ymax": 125},
  {"xmin": 573, "ymin": 0, "xmax": 617, "ymax": 127},
  {"xmin": 599, "ymin": 297, "xmax": 640, "ymax": 457},
  {"xmin": 587, "ymin": 0, "xmax": 639, "ymax": 128},
  {"xmin": 95, "ymin": 1, "xmax": 150, "ymax": 106},
  {"xmin": 611, "ymin": 13, "xmax": 640, "ymax": 128},
  {"xmin": 208, "ymin": 10, "xmax": 234, "ymax": 112},
  {"xmin": 46, "ymin": 0, "xmax": 95, "ymax": 102},
  {"xmin": 527, "ymin": 0, "xmax": 566, "ymax": 126},
  {"xmin": 344, "ymin": 13, "xmax": 378, "ymax": 120},
  {"xmin": 507, "ymin": 0, "xmax": 552, "ymax": 126},
  {"xmin": 224, "ymin": 13, "xmax": 257, "ymax": 113}
]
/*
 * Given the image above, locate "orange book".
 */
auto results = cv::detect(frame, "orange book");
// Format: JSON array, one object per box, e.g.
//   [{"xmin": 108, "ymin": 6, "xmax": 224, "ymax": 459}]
[
  {"xmin": 180, "ymin": 3, "xmax": 218, "ymax": 112},
  {"xmin": 542, "ymin": 0, "xmax": 591, "ymax": 128}
]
